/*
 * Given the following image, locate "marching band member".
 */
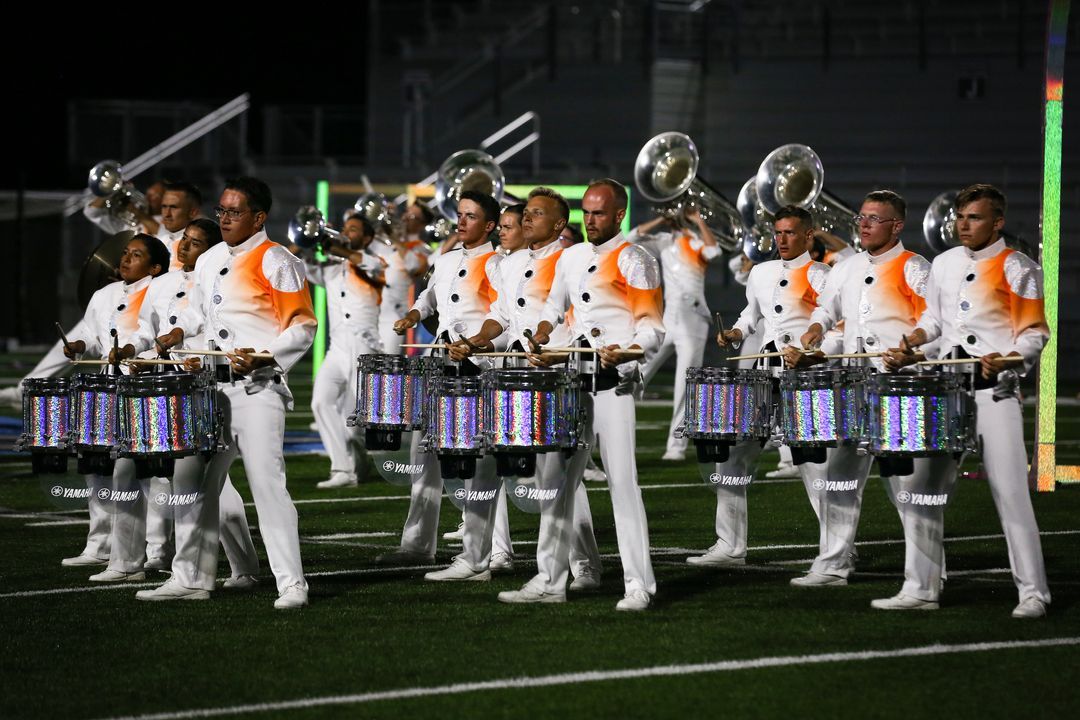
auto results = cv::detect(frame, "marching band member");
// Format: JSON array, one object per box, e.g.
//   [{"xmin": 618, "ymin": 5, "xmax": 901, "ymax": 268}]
[
  {"xmin": 530, "ymin": 179, "xmax": 663, "ymax": 611},
  {"xmin": 125, "ymin": 219, "xmax": 261, "ymax": 599},
  {"xmin": 696, "ymin": 207, "xmax": 830, "ymax": 568},
  {"xmin": 374, "ymin": 202, "xmax": 431, "ymax": 354},
  {"xmin": 630, "ymin": 205, "xmax": 720, "ymax": 461},
  {"xmin": 83, "ymin": 181, "xmax": 165, "ymax": 236},
  {"xmin": 162, "ymin": 177, "xmax": 317, "ymax": 610},
  {"xmin": 785, "ymin": 191, "xmax": 943, "ymax": 599},
  {"xmin": 154, "ymin": 182, "xmax": 203, "ymax": 271},
  {"xmin": 450, "ymin": 188, "xmax": 605, "ymax": 602},
  {"xmin": 60, "ymin": 233, "xmax": 171, "ymax": 577},
  {"xmin": 380, "ymin": 190, "xmax": 507, "ymax": 581},
  {"xmin": 891, "ymin": 184, "xmax": 1051, "ymax": 618},
  {"xmin": 293, "ymin": 216, "xmax": 387, "ymax": 490}
]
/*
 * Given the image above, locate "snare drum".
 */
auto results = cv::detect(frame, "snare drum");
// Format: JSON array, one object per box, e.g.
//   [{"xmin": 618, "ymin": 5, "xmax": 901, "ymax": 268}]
[
  {"xmin": 428, "ymin": 375, "xmax": 484, "ymax": 454},
  {"xmin": 483, "ymin": 368, "xmax": 580, "ymax": 452},
  {"xmin": 779, "ymin": 367, "xmax": 867, "ymax": 447},
  {"xmin": 683, "ymin": 367, "xmax": 773, "ymax": 441},
  {"xmin": 18, "ymin": 378, "xmax": 71, "ymax": 452},
  {"xmin": 865, "ymin": 372, "xmax": 974, "ymax": 456},
  {"xmin": 117, "ymin": 371, "xmax": 220, "ymax": 457},
  {"xmin": 354, "ymin": 354, "xmax": 413, "ymax": 429},
  {"xmin": 71, "ymin": 373, "xmax": 119, "ymax": 452}
]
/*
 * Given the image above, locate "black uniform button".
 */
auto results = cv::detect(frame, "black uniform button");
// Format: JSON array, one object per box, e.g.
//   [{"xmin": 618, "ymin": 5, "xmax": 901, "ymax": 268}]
[
  {"xmin": 779, "ymin": 279, "xmax": 788, "ymax": 287},
  {"xmin": 340, "ymin": 291, "xmax": 346, "ymax": 298},
  {"xmin": 450, "ymin": 293, "xmax": 460, "ymax": 303},
  {"xmin": 582, "ymin": 292, "xmax": 591, "ymax": 303},
  {"xmin": 966, "ymin": 273, "xmax": 976, "ymax": 282},
  {"xmin": 866, "ymin": 337, "xmax": 876, "ymax": 346},
  {"xmin": 168, "ymin": 315, "xmax": 177, "ymax": 324},
  {"xmin": 458, "ymin": 269, "xmax": 467, "ymax": 277},
  {"xmin": 345, "ymin": 313, "xmax": 351, "ymax": 319},
  {"xmin": 219, "ymin": 268, "xmax": 228, "ymax": 276},
  {"xmin": 587, "ymin": 265, "xmax": 597, "ymax": 273},
  {"xmin": 864, "ymin": 276, "xmax": 874, "ymax": 285},
  {"xmin": 219, "ymin": 329, "xmax": 229, "ymax": 339},
  {"xmin": 117, "ymin": 304, "xmax": 126, "ymax": 311},
  {"xmin": 176, "ymin": 291, "xmax": 185, "ymax": 298},
  {"xmin": 774, "ymin": 305, "xmax": 783, "ymax": 313},
  {"xmin": 517, "ymin": 298, "xmax": 526, "ymax": 307},
  {"xmin": 524, "ymin": 270, "xmax": 533, "ymax": 278},
  {"xmin": 966, "ymin": 334, "xmax": 977, "ymax": 345},
  {"xmin": 781, "ymin": 333, "xmax": 792, "ymax": 343}
]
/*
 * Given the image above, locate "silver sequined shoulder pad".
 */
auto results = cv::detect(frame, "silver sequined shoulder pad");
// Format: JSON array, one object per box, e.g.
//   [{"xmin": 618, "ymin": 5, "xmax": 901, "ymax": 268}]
[
  {"xmin": 903, "ymin": 254, "xmax": 932, "ymax": 298},
  {"xmin": 807, "ymin": 262, "xmax": 831, "ymax": 294},
  {"xmin": 618, "ymin": 243, "xmax": 662, "ymax": 290},
  {"xmin": 262, "ymin": 243, "xmax": 307, "ymax": 293},
  {"xmin": 1004, "ymin": 251, "xmax": 1043, "ymax": 300}
]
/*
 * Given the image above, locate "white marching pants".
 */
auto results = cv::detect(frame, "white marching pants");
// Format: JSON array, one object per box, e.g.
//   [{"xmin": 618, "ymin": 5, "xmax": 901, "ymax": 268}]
[
  {"xmin": 170, "ymin": 452, "xmax": 260, "ymax": 591},
  {"xmin": 709, "ymin": 440, "xmax": 826, "ymax": 558},
  {"xmin": 379, "ymin": 316, "xmax": 404, "ymax": 356},
  {"xmin": 973, "ymin": 389, "xmax": 1050, "ymax": 604},
  {"xmin": 203, "ymin": 385, "xmax": 306, "ymax": 594},
  {"xmin": 311, "ymin": 342, "xmax": 361, "ymax": 477},
  {"xmin": 883, "ymin": 455, "xmax": 957, "ymax": 602},
  {"xmin": 530, "ymin": 444, "xmax": 603, "ymax": 594},
  {"xmin": 642, "ymin": 327, "xmax": 707, "ymax": 454},
  {"xmin": 808, "ymin": 446, "xmax": 877, "ymax": 578},
  {"xmin": 592, "ymin": 388, "xmax": 656, "ymax": 596},
  {"xmin": 456, "ymin": 455, "xmax": 502, "ymax": 572},
  {"xmin": 81, "ymin": 474, "xmax": 113, "ymax": 560},
  {"xmin": 398, "ymin": 433, "xmax": 511, "ymax": 562}
]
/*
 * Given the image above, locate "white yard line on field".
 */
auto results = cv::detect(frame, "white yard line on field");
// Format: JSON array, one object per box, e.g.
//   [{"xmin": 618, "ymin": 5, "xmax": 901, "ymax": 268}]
[{"xmin": 95, "ymin": 637, "xmax": 1080, "ymax": 720}]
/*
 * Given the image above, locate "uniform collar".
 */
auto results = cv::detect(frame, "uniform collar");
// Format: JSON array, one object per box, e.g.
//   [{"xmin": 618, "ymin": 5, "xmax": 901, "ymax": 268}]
[
  {"xmin": 780, "ymin": 251, "xmax": 811, "ymax": 270},
  {"xmin": 593, "ymin": 232, "xmax": 626, "ymax": 255},
  {"xmin": 965, "ymin": 238, "xmax": 1006, "ymax": 261},
  {"xmin": 462, "ymin": 242, "xmax": 492, "ymax": 259},
  {"xmin": 528, "ymin": 238, "xmax": 561, "ymax": 259},
  {"xmin": 867, "ymin": 240, "xmax": 905, "ymax": 265},
  {"xmin": 228, "ymin": 230, "xmax": 268, "ymax": 257},
  {"xmin": 123, "ymin": 275, "xmax": 154, "ymax": 294}
]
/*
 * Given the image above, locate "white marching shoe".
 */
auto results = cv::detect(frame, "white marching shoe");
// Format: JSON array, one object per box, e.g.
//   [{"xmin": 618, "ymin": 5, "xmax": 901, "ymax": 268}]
[
  {"xmin": 498, "ymin": 585, "xmax": 566, "ymax": 604},
  {"xmin": 424, "ymin": 558, "xmax": 491, "ymax": 582},
  {"xmin": 870, "ymin": 593, "xmax": 939, "ymax": 611},
  {"xmin": 1011, "ymin": 597, "xmax": 1047, "ymax": 619},
  {"xmin": 136, "ymin": 577, "xmax": 210, "ymax": 602},
  {"xmin": 317, "ymin": 472, "xmax": 357, "ymax": 489},
  {"xmin": 615, "ymin": 589, "xmax": 652, "ymax": 612},
  {"xmin": 274, "ymin": 582, "xmax": 309, "ymax": 610},
  {"xmin": 89, "ymin": 569, "xmax": 146, "ymax": 583}
]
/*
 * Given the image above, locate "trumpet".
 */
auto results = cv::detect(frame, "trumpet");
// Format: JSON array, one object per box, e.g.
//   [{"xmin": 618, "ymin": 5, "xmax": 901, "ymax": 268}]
[
  {"xmin": 288, "ymin": 206, "xmax": 351, "ymax": 254},
  {"xmin": 345, "ymin": 192, "xmax": 395, "ymax": 240},
  {"xmin": 755, "ymin": 144, "xmax": 859, "ymax": 249},
  {"xmin": 633, "ymin": 132, "xmax": 745, "ymax": 252},
  {"xmin": 87, "ymin": 160, "xmax": 148, "ymax": 230}
]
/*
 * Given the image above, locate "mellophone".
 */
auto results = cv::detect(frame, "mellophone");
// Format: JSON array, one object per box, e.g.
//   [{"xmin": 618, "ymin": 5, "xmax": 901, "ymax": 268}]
[
  {"xmin": 681, "ymin": 357, "xmax": 977, "ymax": 474},
  {"xmin": 17, "ymin": 366, "xmax": 225, "ymax": 478},
  {"xmin": 350, "ymin": 353, "xmax": 584, "ymax": 480}
]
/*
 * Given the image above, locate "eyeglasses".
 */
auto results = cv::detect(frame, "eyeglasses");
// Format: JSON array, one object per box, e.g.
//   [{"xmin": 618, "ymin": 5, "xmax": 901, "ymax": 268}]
[
  {"xmin": 853, "ymin": 214, "xmax": 899, "ymax": 226},
  {"xmin": 214, "ymin": 206, "xmax": 251, "ymax": 220}
]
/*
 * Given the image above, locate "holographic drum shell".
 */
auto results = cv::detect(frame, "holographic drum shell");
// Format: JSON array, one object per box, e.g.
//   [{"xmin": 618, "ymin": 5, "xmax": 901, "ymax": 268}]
[
  {"xmin": 865, "ymin": 372, "xmax": 972, "ymax": 456},
  {"xmin": 482, "ymin": 368, "xmax": 580, "ymax": 452},
  {"xmin": 683, "ymin": 367, "xmax": 773, "ymax": 441},
  {"xmin": 71, "ymin": 373, "xmax": 119, "ymax": 452},
  {"xmin": 354, "ymin": 354, "xmax": 418, "ymax": 430},
  {"xmin": 117, "ymin": 371, "xmax": 219, "ymax": 457},
  {"xmin": 428, "ymin": 375, "xmax": 484, "ymax": 454},
  {"xmin": 779, "ymin": 367, "xmax": 868, "ymax": 447},
  {"xmin": 406, "ymin": 356, "xmax": 444, "ymax": 429},
  {"xmin": 19, "ymin": 378, "xmax": 71, "ymax": 451}
]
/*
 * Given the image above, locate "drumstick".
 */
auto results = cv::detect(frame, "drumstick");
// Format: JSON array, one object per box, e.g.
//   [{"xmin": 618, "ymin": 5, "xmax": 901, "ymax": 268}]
[
  {"xmin": 171, "ymin": 349, "xmax": 275, "ymax": 359},
  {"xmin": 123, "ymin": 358, "xmax": 188, "ymax": 366},
  {"xmin": 474, "ymin": 352, "xmax": 531, "ymax": 358},
  {"xmin": 55, "ymin": 322, "xmax": 72, "ymax": 349},
  {"xmin": 726, "ymin": 352, "xmax": 784, "ymax": 361},
  {"xmin": 69, "ymin": 359, "xmax": 112, "ymax": 366},
  {"xmin": 539, "ymin": 346, "xmax": 645, "ymax": 357},
  {"xmin": 401, "ymin": 343, "xmax": 451, "ymax": 349},
  {"xmin": 917, "ymin": 357, "xmax": 1024, "ymax": 367},
  {"xmin": 823, "ymin": 352, "xmax": 884, "ymax": 359}
]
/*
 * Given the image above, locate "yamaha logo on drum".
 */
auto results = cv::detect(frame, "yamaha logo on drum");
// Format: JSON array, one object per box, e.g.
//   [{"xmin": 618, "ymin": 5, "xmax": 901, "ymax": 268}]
[
  {"xmin": 514, "ymin": 485, "xmax": 529, "ymax": 498},
  {"xmin": 812, "ymin": 479, "xmax": 826, "ymax": 491},
  {"xmin": 383, "ymin": 460, "xmax": 425, "ymax": 475},
  {"xmin": 97, "ymin": 487, "xmax": 111, "ymax": 500},
  {"xmin": 513, "ymin": 486, "xmax": 559, "ymax": 501},
  {"xmin": 51, "ymin": 486, "xmax": 91, "ymax": 500},
  {"xmin": 155, "ymin": 493, "xmax": 169, "ymax": 506},
  {"xmin": 454, "ymin": 488, "xmax": 467, "ymax": 500},
  {"xmin": 896, "ymin": 491, "xmax": 948, "ymax": 506},
  {"xmin": 50, "ymin": 486, "xmax": 63, "ymax": 497},
  {"xmin": 709, "ymin": 473, "xmax": 752, "ymax": 486},
  {"xmin": 383, "ymin": 460, "xmax": 395, "ymax": 472}
]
